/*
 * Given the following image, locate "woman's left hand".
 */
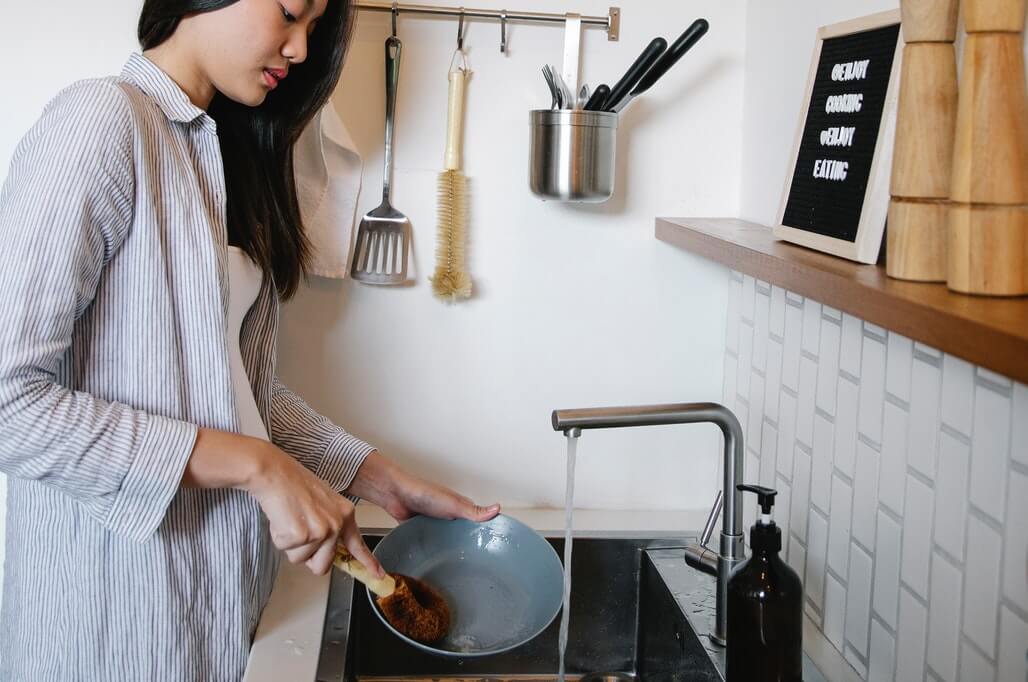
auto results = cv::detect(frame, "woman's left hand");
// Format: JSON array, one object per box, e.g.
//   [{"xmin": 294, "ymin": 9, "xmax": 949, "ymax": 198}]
[{"xmin": 346, "ymin": 451, "xmax": 501, "ymax": 523}]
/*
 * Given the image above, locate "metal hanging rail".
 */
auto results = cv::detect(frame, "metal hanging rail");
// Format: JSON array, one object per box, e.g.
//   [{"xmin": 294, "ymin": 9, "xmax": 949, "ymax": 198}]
[{"xmin": 354, "ymin": 2, "xmax": 621, "ymax": 41}]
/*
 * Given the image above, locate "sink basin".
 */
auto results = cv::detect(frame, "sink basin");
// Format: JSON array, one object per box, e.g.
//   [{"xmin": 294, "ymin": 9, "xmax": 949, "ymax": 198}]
[{"xmin": 315, "ymin": 533, "xmax": 722, "ymax": 681}]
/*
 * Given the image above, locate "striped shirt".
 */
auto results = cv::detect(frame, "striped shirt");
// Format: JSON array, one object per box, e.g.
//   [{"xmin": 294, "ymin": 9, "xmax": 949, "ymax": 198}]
[{"xmin": 0, "ymin": 52, "xmax": 375, "ymax": 681}]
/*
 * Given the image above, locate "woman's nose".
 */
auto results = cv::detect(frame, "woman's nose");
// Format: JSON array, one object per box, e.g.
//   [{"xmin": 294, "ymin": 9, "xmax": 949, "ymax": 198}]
[{"xmin": 282, "ymin": 31, "xmax": 308, "ymax": 65}]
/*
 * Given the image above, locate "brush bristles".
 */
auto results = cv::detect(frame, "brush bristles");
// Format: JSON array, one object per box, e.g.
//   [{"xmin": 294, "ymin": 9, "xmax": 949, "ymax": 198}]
[{"xmin": 431, "ymin": 169, "xmax": 472, "ymax": 302}]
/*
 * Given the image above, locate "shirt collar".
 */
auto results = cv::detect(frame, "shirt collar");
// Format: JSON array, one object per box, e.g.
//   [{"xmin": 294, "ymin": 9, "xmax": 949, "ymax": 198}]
[{"xmin": 121, "ymin": 52, "xmax": 215, "ymax": 130}]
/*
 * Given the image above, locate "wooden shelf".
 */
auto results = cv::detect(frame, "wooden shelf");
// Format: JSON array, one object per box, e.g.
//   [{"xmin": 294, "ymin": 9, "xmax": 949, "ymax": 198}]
[{"xmin": 656, "ymin": 217, "xmax": 1028, "ymax": 385}]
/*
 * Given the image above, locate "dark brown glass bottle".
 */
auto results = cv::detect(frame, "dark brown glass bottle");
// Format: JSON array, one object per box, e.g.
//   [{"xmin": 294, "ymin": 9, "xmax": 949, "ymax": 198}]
[{"xmin": 726, "ymin": 484, "xmax": 803, "ymax": 682}]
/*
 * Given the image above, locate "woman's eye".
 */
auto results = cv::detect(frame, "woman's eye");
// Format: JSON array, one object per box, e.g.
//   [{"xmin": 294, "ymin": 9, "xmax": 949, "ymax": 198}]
[{"xmin": 280, "ymin": 5, "xmax": 297, "ymax": 22}]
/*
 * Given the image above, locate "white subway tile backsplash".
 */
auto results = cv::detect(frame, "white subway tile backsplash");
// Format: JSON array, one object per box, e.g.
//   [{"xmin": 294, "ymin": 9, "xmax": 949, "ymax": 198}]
[
  {"xmin": 1003, "ymin": 469, "xmax": 1028, "ymax": 612},
  {"xmin": 765, "ymin": 338, "xmax": 783, "ymax": 423},
  {"xmin": 852, "ymin": 440, "xmax": 880, "ymax": 550},
  {"xmin": 827, "ymin": 475, "xmax": 853, "ymax": 578},
  {"xmin": 745, "ymin": 451, "xmax": 760, "ymax": 532},
  {"xmin": 726, "ymin": 276, "xmax": 742, "ymax": 355},
  {"xmin": 797, "ymin": 356, "xmax": 817, "ymax": 448},
  {"xmin": 835, "ymin": 377, "xmax": 859, "ymax": 477},
  {"xmin": 941, "ymin": 355, "xmax": 974, "ymax": 437},
  {"xmin": 791, "ymin": 447, "xmax": 811, "ymax": 543},
  {"xmin": 845, "ymin": 544, "xmax": 874, "ymax": 656},
  {"xmin": 742, "ymin": 275, "xmax": 756, "ymax": 322},
  {"xmin": 811, "ymin": 415, "xmax": 834, "ymax": 513},
  {"xmin": 748, "ymin": 372, "xmax": 766, "ymax": 454},
  {"xmin": 970, "ymin": 384, "xmax": 1011, "ymax": 524},
  {"xmin": 737, "ymin": 320, "xmax": 754, "ymax": 402},
  {"xmin": 759, "ymin": 421, "xmax": 777, "ymax": 489},
  {"xmin": 806, "ymin": 511, "xmax": 829, "ymax": 609},
  {"xmin": 776, "ymin": 477, "xmax": 792, "ymax": 543},
  {"xmin": 789, "ymin": 535, "xmax": 807, "ymax": 584},
  {"xmin": 963, "ymin": 515, "xmax": 1003, "ymax": 656},
  {"xmin": 754, "ymin": 290, "xmax": 769, "ymax": 373},
  {"xmin": 868, "ymin": 619, "xmax": 897, "ymax": 682},
  {"xmin": 777, "ymin": 392, "xmax": 797, "ymax": 479},
  {"xmin": 1013, "ymin": 382, "xmax": 1028, "ymax": 468},
  {"xmin": 997, "ymin": 607, "xmax": 1028, "ymax": 682},
  {"xmin": 879, "ymin": 402, "xmax": 909, "ymax": 515},
  {"xmin": 859, "ymin": 335, "xmax": 887, "ymax": 444},
  {"xmin": 886, "ymin": 332, "xmax": 913, "ymax": 403},
  {"xmin": 802, "ymin": 299, "xmax": 822, "ymax": 356},
  {"xmin": 770, "ymin": 285, "xmax": 786, "ymax": 337},
  {"xmin": 934, "ymin": 431, "xmax": 970, "ymax": 561},
  {"xmin": 901, "ymin": 475, "xmax": 934, "ymax": 600},
  {"xmin": 914, "ymin": 342, "xmax": 942, "ymax": 359},
  {"xmin": 959, "ymin": 639, "xmax": 996, "ymax": 682},
  {"xmin": 874, "ymin": 511, "xmax": 903, "ymax": 630},
  {"xmin": 908, "ymin": 356, "xmax": 942, "ymax": 480},
  {"xmin": 723, "ymin": 352, "xmax": 738, "ymax": 412},
  {"xmin": 783, "ymin": 302, "xmax": 802, "ymax": 392},
  {"xmin": 896, "ymin": 588, "xmax": 929, "ymax": 682},
  {"xmin": 927, "ymin": 552, "xmax": 963, "ymax": 681},
  {"xmin": 840, "ymin": 313, "xmax": 862, "ymax": 378},
  {"xmin": 824, "ymin": 573, "xmax": 847, "ymax": 651},
  {"xmin": 864, "ymin": 322, "xmax": 887, "ymax": 338},
  {"xmin": 816, "ymin": 319, "xmax": 841, "ymax": 416}
]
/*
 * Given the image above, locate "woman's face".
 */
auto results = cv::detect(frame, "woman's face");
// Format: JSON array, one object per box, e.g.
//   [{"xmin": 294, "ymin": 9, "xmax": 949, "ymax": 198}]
[{"xmin": 188, "ymin": 0, "xmax": 328, "ymax": 106}]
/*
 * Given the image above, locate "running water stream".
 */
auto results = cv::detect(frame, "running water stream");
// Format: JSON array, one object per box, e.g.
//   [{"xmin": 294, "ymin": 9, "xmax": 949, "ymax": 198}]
[{"xmin": 557, "ymin": 432, "xmax": 577, "ymax": 682}]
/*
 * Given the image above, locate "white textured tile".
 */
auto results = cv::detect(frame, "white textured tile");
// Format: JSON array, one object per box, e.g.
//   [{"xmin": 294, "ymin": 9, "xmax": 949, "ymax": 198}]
[
  {"xmin": 879, "ymin": 402, "xmax": 909, "ymax": 515},
  {"xmin": 901, "ymin": 475, "xmax": 934, "ymax": 600},
  {"xmin": 1003, "ymin": 469, "xmax": 1028, "ymax": 612},
  {"xmin": 810, "ymin": 414, "xmax": 834, "ymax": 513},
  {"xmin": 748, "ymin": 372, "xmax": 766, "ymax": 455},
  {"xmin": 789, "ymin": 534, "xmax": 807, "ymax": 583},
  {"xmin": 886, "ymin": 332, "xmax": 913, "ymax": 402},
  {"xmin": 844, "ymin": 648, "xmax": 869, "ymax": 679},
  {"xmin": 1013, "ymin": 382, "xmax": 1028, "ymax": 468},
  {"xmin": 726, "ymin": 276, "xmax": 742, "ymax": 355},
  {"xmin": 997, "ymin": 607, "xmax": 1028, "ymax": 682},
  {"xmin": 745, "ymin": 452, "xmax": 760, "ymax": 531},
  {"xmin": 816, "ymin": 319, "xmax": 842, "ymax": 416},
  {"xmin": 868, "ymin": 619, "xmax": 897, "ymax": 682},
  {"xmin": 896, "ymin": 588, "xmax": 928, "ymax": 682},
  {"xmin": 852, "ymin": 440, "xmax": 880, "ymax": 550},
  {"xmin": 824, "ymin": 573, "xmax": 847, "ymax": 651},
  {"xmin": 835, "ymin": 377, "xmax": 860, "ymax": 477},
  {"xmin": 970, "ymin": 384, "xmax": 1011, "ymax": 524},
  {"xmin": 859, "ymin": 335, "xmax": 887, "ymax": 444},
  {"xmin": 806, "ymin": 511, "xmax": 829, "ymax": 609},
  {"xmin": 823, "ymin": 305, "xmax": 842, "ymax": 321},
  {"xmin": 753, "ymin": 290, "xmax": 770, "ymax": 373},
  {"xmin": 776, "ymin": 477, "xmax": 792, "ymax": 542},
  {"xmin": 797, "ymin": 356, "xmax": 817, "ymax": 447},
  {"xmin": 874, "ymin": 511, "xmax": 903, "ymax": 630},
  {"xmin": 840, "ymin": 313, "xmax": 863, "ymax": 378},
  {"xmin": 934, "ymin": 431, "xmax": 970, "ymax": 561},
  {"xmin": 864, "ymin": 321, "xmax": 887, "ymax": 338},
  {"xmin": 737, "ymin": 320, "xmax": 754, "ymax": 402},
  {"xmin": 742, "ymin": 275, "xmax": 756, "ymax": 322},
  {"xmin": 908, "ymin": 356, "xmax": 942, "ymax": 480},
  {"xmin": 770, "ymin": 286, "xmax": 786, "ymax": 337},
  {"xmin": 959, "ymin": 639, "xmax": 995, "ymax": 682},
  {"xmin": 927, "ymin": 553, "xmax": 963, "ymax": 681},
  {"xmin": 783, "ymin": 302, "xmax": 803, "ymax": 392},
  {"xmin": 791, "ymin": 447, "xmax": 811, "ymax": 543},
  {"xmin": 963, "ymin": 515, "xmax": 1003, "ymax": 656},
  {"xmin": 914, "ymin": 342, "xmax": 942, "ymax": 359},
  {"xmin": 723, "ymin": 352, "xmax": 738, "ymax": 412},
  {"xmin": 827, "ymin": 475, "xmax": 853, "ymax": 578},
  {"xmin": 759, "ymin": 421, "xmax": 777, "ymax": 489},
  {"xmin": 777, "ymin": 392, "xmax": 797, "ymax": 479},
  {"xmin": 976, "ymin": 367, "xmax": 1012, "ymax": 387},
  {"xmin": 940, "ymin": 355, "xmax": 975, "ymax": 437},
  {"xmin": 845, "ymin": 544, "xmax": 874, "ymax": 655},
  {"xmin": 802, "ymin": 299, "xmax": 822, "ymax": 356},
  {"xmin": 765, "ymin": 338, "xmax": 784, "ymax": 424}
]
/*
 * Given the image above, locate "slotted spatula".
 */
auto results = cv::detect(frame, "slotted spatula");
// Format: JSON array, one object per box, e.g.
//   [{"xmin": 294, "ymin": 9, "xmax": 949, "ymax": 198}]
[{"xmin": 351, "ymin": 36, "xmax": 410, "ymax": 285}]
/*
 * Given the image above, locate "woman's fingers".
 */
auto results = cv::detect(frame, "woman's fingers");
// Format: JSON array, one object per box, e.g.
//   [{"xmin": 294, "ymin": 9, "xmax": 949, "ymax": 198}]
[
  {"xmin": 305, "ymin": 537, "xmax": 341, "ymax": 576},
  {"xmin": 464, "ymin": 502, "xmax": 502, "ymax": 522},
  {"xmin": 340, "ymin": 524, "xmax": 384, "ymax": 578}
]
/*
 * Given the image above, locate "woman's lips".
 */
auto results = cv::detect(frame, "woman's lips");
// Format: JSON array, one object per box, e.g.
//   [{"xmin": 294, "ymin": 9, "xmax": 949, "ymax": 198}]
[{"xmin": 262, "ymin": 69, "xmax": 280, "ymax": 89}]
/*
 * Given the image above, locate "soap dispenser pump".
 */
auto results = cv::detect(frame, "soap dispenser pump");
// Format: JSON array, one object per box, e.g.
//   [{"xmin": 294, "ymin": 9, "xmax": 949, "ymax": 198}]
[{"xmin": 726, "ymin": 483, "xmax": 803, "ymax": 681}]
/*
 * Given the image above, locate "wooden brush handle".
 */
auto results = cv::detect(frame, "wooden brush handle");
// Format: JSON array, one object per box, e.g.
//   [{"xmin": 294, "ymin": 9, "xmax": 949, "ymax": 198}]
[
  {"xmin": 901, "ymin": 0, "xmax": 960, "ymax": 42},
  {"xmin": 333, "ymin": 546, "xmax": 396, "ymax": 597},
  {"xmin": 444, "ymin": 69, "xmax": 468, "ymax": 171}
]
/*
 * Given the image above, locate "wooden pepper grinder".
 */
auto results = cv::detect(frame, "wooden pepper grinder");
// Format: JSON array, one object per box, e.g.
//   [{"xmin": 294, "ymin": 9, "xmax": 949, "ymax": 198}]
[
  {"xmin": 888, "ymin": 0, "xmax": 960, "ymax": 281},
  {"xmin": 948, "ymin": 0, "xmax": 1028, "ymax": 295}
]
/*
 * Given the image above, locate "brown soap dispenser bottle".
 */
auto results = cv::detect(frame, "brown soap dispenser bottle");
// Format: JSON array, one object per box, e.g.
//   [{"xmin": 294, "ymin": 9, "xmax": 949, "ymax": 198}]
[{"xmin": 726, "ymin": 484, "xmax": 803, "ymax": 681}]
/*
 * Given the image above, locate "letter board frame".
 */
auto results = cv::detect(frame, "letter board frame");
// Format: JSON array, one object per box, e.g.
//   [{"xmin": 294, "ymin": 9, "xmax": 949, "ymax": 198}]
[{"xmin": 774, "ymin": 9, "xmax": 904, "ymax": 264}]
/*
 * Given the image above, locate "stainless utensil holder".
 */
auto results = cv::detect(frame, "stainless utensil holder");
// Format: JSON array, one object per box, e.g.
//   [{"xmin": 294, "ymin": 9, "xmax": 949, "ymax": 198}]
[{"xmin": 529, "ymin": 109, "xmax": 618, "ymax": 202}]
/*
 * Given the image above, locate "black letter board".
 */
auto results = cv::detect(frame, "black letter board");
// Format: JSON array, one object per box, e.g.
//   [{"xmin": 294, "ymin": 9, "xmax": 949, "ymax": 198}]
[{"xmin": 774, "ymin": 11, "xmax": 903, "ymax": 264}]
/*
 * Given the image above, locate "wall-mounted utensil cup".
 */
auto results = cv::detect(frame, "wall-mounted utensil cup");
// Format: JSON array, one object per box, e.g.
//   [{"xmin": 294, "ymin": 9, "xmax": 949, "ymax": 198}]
[{"xmin": 529, "ymin": 109, "xmax": 618, "ymax": 202}]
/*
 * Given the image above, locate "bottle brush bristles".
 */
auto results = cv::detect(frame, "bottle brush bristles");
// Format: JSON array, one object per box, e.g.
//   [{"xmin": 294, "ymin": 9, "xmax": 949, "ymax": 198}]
[{"xmin": 431, "ymin": 169, "xmax": 472, "ymax": 301}]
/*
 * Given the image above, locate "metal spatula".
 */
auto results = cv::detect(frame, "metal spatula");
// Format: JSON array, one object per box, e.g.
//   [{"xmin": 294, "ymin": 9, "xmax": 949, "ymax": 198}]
[{"xmin": 351, "ymin": 36, "xmax": 410, "ymax": 285}]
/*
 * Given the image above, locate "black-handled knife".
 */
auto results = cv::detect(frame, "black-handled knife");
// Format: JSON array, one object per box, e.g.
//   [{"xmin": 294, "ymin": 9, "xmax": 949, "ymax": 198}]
[
  {"xmin": 583, "ymin": 83, "xmax": 612, "ymax": 111},
  {"xmin": 601, "ymin": 37, "xmax": 668, "ymax": 113},
  {"xmin": 610, "ymin": 18, "xmax": 710, "ymax": 113}
]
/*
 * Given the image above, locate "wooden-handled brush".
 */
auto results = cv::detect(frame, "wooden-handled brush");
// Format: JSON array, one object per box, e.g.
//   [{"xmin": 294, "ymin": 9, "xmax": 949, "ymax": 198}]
[
  {"xmin": 333, "ymin": 545, "xmax": 450, "ymax": 644},
  {"xmin": 430, "ymin": 55, "xmax": 472, "ymax": 302}
]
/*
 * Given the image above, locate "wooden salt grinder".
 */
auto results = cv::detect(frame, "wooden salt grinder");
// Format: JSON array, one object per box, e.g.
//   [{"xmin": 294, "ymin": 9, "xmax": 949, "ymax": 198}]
[
  {"xmin": 948, "ymin": 0, "xmax": 1028, "ymax": 295},
  {"xmin": 888, "ymin": 0, "xmax": 960, "ymax": 281}
]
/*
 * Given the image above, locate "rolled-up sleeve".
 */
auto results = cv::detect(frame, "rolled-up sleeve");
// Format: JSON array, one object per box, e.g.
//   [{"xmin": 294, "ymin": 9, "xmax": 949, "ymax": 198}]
[
  {"xmin": 269, "ymin": 376, "xmax": 374, "ymax": 500},
  {"xmin": 0, "ymin": 80, "xmax": 199, "ymax": 543}
]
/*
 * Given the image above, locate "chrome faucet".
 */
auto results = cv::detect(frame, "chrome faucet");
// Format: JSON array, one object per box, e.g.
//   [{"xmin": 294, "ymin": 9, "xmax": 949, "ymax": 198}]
[{"xmin": 551, "ymin": 402, "xmax": 745, "ymax": 646}]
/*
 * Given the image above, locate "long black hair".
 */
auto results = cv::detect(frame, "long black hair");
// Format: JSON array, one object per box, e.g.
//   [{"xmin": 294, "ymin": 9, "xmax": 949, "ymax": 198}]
[{"xmin": 138, "ymin": 0, "xmax": 355, "ymax": 299}]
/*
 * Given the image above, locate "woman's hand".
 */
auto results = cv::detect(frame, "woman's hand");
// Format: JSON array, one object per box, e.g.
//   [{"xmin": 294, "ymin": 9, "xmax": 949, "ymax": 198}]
[{"xmin": 347, "ymin": 451, "xmax": 501, "ymax": 523}]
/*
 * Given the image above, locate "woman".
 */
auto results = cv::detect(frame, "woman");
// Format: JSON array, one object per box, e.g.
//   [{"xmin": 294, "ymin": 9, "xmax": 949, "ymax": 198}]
[{"xmin": 0, "ymin": 0, "xmax": 498, "ymax": 679}]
